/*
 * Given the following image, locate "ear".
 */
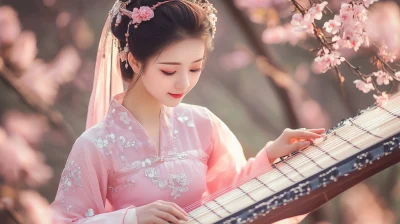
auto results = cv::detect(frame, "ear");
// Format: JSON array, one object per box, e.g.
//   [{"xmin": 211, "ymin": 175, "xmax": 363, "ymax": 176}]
[{"xmin": 128, "ymin": 52, "xmax": 141, "ymax": 74}]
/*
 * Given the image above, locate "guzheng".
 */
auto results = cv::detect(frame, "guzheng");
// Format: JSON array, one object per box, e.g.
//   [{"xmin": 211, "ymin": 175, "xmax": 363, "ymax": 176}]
[{"xmin": 184, "ymin": 92, "xmax": 400, "ymax": 224}]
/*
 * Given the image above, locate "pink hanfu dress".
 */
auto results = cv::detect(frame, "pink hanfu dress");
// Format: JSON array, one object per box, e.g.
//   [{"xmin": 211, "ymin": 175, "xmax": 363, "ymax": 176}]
[{"xmin": 50, "ymin": 92, "xmax": 305, "ymax": 224}]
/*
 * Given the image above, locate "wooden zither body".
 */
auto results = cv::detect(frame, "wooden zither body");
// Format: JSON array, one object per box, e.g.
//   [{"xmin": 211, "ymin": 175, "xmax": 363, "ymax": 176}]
[{"xmin": 184, "ymin": 92, "xmax": 400, "ymax": 224}]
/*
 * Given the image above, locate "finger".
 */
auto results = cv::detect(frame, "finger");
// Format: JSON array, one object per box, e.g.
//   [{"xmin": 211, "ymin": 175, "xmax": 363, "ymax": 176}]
[
  {"xmin": 165, "ymin": 202, "xmax": 189, "ymax": 217},
  {"xmin": 157, "ymin": 203, "xmax": 188, "ymax": 221},
  {"xmin": 290, "ymin": 141, "xmax": 311, "ymax": 152},
  {"xmin": 306, "ymin": 128, "xmax": 326, "ymax": 134},
  {"xmin": 151, "ymin": 216, "xmax": 171, "ymax": 224},
  {"xmin": 285, "ymin": 130, "xmax": 322, "ymax": 139},
  {"xmin": 155, "ymin": 211, "xmax": 181, "ymax": 224},
  {"xmin": 265, "ymin": 141, "xmax": 274, "ymax": 148}
]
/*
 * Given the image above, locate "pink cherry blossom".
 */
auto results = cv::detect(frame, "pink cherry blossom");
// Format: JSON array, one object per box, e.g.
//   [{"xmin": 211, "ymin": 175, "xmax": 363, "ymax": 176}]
[
  {"xmin": 56, "ymin": 12, "xmax": 72, "ymax": 28},
  {"xmin": 290, "ymin": 2, "xmax": 328, "ymax": 34},
  {"xmin": 308, "ymin": 1, "xmax": 328, "ymax": 20},
  {"xmin": 0, "ymin": 134, "xmax": 52, "ymax": 186},
  {"xmin": 354, "ymin": 77, "xmax": 375, "ymax": 93},
  {"xmin": 47, "ymin": 46, "xmax": 81, "ymax": 85},
  {"xmin": 262, "ymin": 24, "xmax": 306, "ymax": 45},
  {"xmin": 19, "ymin": 191, "xmax": 52, "ymax": 224},
  {"xmin": 3, "ymin": 111, "xmax": 49, "ymax": 145},
  {"xmin": 0, "ymin": 6, "xmax": 21, "ymax": 47},
  {"xmin": 220, "ymin": 50, "xmax": 253, "ymax": 71},
  {"xmin": 8, "ymin": 31, "xmax": 38, "ymax": 71},
  {"xmin": 18, "ymin": 46, "xmax": 81, "ymax": 105},
  {"xmin": 377, "ymin": 44, "xmax": 397, "ymax": 63},
  {"xmin": 339, "ymin": 3, "xmax": 353, "ymax": 23},
  {"xmin": 367, "ymin": 2, "xmax": 400, "ymax": 61},
  {"xmin": 352, "ymin": 4, "xmax": 367, "ymax": 22},
  {"xmin": 291, "ymin": 13, "xmax": 314, "ymax": 33},
  {"xmin": 374, "ymin": 92, "xmax": 389, "ymax": 106},
  {"xmin": 323, "ymin": 15, "xmax": 341, "ymax": 34},
  {"xmin": 19, "ymin": 61, "xmax": 58, "ymax": 105},
  {"xmin": 314, "ymin": 48, "xmax": 345, "ymax": 73},
  {"xmin": 373, "ymin": 70, "xmax": 393, "ymax": 85},
  {"xmin": 395, "ymin": 71, "xmax": 400, "ymax": 80}
]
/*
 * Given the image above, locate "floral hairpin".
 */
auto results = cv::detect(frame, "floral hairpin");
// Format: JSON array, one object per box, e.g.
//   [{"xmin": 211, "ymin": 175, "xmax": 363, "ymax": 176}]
[{"xmin": 110, "ymin": 0, "xmax": 218, "ymax": 68}]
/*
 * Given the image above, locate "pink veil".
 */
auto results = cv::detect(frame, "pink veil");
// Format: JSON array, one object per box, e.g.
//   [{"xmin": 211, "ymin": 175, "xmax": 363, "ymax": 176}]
[
  {"xmin": 85, "ymin": 4, "xmax": 125, "ymax": 211},
  {"xmin": 86, "ymin": 14, "xmax": 124, "ymax": 130}
]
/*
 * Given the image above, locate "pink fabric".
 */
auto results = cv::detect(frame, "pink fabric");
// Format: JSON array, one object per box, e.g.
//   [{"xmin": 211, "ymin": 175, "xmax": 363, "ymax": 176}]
[
  {"xmin": 53, "ymin": 10, "xmax": 306, "ymax": 224},
  {"xmin": 50, "ymin": 92, "xmax": 295, "ymax": 223},
  {"xmin": 85, "ymin": 16, "xmax": 124, "ymax": 130}
]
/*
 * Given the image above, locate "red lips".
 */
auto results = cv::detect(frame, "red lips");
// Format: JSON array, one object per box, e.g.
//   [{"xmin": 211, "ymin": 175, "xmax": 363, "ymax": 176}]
[{"xmin": 169, "ymin": 93, "xmax": 184, "ymax": 99}]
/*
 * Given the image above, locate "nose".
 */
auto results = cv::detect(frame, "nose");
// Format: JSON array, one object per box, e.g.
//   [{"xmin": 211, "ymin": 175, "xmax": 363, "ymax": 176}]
[{"xmin": 175, "ymin": 72, "xmax": 190, "ymax": 92}]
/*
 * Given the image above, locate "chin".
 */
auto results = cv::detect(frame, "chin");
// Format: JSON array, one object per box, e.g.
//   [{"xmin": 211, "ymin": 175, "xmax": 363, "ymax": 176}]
[
  {"xmin": 162, "ymin": 97, "xmax": 183, "ymax": 107},
  {"xmin": 164, "ymin": 100, "xmax": 182, "ymax": 107}
]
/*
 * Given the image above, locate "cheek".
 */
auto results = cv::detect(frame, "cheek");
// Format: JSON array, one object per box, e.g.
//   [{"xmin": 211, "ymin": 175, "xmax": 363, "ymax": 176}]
[
  {"xmin": 190, "ymin": 73, "xmax": 201, "ymax": 88},
  {"xmin": 141, "ymin": 73, "xmax": 166, "ymax": 93}
]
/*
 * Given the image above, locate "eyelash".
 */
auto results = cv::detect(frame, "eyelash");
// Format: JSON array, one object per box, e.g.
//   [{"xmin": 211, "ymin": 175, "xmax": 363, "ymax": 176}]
[{"xmin": 162, "ymin": 69, "xmax": 202, "ymax": 76}]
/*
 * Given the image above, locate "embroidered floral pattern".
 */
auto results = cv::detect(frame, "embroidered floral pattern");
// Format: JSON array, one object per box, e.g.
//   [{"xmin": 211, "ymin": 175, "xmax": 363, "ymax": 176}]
[
  {"xmin": 60, "ymin": 158, "xmax": 83, "ymax": 213},
  {"xmin": 85, "ymin": 208, "xmax": 95, "ymax": 217},
  {"xmin": 119, "ymin": 136, "xmax": 136, "ymax": 148},
  {"xmin": 176, "ymin": 113, "xmax": 196, "ymax": 128},
  {"xmin": 61, "ymin": 159, "xmax": 82, "ymax": 192},
  {"xmin": 93, "ymin": 132, "xmax": 139, "ymax": 156},
  {"xmin": 173, "ymin": 129, "xmax": 179, "ymax": 139},
  {"xmin": 144, "ymin": 167, "xmax": 189, "ymax": 200},
  {"xmin": 119, "ymin": 111, "xmax": 131, "ymax": 124}
]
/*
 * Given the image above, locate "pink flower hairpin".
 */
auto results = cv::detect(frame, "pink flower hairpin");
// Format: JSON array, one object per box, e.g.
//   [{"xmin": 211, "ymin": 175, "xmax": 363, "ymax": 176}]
[
  {"xmin": 117, "ymin": 1, "xmax": 173, "ymax": 28},
  {"xmin": 120, "ymin": 6, "xmax": 155, "ymax": 28}
]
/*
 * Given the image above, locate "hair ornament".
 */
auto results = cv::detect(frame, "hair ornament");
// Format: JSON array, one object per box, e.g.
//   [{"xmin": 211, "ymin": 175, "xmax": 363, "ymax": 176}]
[{"xmin": 109, "ymin": 0, "xmax": 218, "ymax": 67}]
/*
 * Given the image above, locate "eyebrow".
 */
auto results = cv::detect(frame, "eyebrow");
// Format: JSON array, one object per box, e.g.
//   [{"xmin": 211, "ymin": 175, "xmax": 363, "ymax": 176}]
[{"xmin": 157, "ymin": 58, "xmax": 204, "ymax": 65}]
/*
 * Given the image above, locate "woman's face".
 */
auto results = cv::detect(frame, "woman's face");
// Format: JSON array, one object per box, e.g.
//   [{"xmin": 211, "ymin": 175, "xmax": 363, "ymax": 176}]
[{"xmin": 135, "ymin": 38, "xmax": 206, "ymax": 107}]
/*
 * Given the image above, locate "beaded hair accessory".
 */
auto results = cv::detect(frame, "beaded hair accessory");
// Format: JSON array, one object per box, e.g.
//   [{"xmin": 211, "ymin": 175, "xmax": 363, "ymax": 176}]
[{"xmin": 109, "ymin": 0, "xmax": 217, "ymax": 68}]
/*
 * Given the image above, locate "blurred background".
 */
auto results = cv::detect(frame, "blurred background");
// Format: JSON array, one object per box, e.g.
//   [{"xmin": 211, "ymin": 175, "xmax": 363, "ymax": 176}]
[{"xmin": 0, "ymin": 0, "xmax": 399, "ymax": 223}]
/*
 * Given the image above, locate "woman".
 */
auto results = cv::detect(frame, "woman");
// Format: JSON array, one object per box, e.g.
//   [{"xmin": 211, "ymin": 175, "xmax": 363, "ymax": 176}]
[{"xmin": 50, "ymin": 0, "xmax": 324, "ymax": 223}]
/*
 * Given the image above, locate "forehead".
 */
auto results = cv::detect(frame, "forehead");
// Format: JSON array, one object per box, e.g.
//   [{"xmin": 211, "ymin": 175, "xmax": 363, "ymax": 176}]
[{"xmin": 153, "ymin": 38, "xmax": 206, "ymax": 64}]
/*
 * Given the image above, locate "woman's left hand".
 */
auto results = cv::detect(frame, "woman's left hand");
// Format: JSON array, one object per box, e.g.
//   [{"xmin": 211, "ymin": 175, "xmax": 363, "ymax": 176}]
[{"xmin": 265, "ymin": 128, "xmax": 325, "ymax": 164}]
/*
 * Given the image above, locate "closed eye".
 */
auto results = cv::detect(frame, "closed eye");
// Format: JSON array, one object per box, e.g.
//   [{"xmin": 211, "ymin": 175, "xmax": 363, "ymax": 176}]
[
  {"xmin": 191, "ymin": 69, "xmax": 202, "ymax": 73},
  {"xmin": 162, "ymin": 69, "xmax": 201, "ymax": 76},
  {"xmin": 162, "ymin": 71, "xmax": 176, "ymax": 76}
]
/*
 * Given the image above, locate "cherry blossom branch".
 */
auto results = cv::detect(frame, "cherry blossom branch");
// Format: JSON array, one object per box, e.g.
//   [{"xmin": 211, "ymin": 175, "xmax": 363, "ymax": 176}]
[
  {"xmin": 290, "ymin": 0, "xmax": 398, "ymax": 105},
  {"xmin": 375, "ymin": 55, "xmax": 396, "ymax": 73},
  {"xmin": 0, "ymin": 65, "xmax": 76, "ymax": 143}
]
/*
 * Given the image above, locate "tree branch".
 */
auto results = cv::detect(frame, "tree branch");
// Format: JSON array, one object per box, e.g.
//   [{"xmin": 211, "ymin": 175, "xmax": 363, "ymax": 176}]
[
  {"xmin": 221, "ymin": 0, "xmax": 300, "ymax": 129},
  {"xmin": 0, "ymin": 66, "xmax": 76, "ymax": 144}
]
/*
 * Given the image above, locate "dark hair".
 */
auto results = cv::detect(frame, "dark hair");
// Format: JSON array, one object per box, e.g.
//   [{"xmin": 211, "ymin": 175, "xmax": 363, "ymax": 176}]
[{"xmin": 111, "ymin": 0, "xmax": 215, "ymax": 81}]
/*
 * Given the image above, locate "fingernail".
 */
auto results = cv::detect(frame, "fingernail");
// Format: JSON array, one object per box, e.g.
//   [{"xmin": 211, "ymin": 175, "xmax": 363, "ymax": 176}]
[{"xmin": 303, "ymin": 141, "xmax": 311, "ymax": 146}]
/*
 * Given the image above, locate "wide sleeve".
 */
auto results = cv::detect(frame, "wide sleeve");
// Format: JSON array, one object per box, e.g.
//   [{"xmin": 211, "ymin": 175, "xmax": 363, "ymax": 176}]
[
  {"xmin": 203, "ymin": 108, "xmax": 272, "ymax": 196},
  {"xmin": 202, "ymin": 108, "xmax": 307, "ymax": 224},
  {"xmin": 50, "ymin": 136, "xmax": 137, "ymax": 224}
]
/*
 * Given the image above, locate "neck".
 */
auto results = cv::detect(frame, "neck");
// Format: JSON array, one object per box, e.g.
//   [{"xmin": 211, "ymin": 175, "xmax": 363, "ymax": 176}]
[{"xmin": 122, "ymin": 78, "xmax": 163, "ymax": 124}]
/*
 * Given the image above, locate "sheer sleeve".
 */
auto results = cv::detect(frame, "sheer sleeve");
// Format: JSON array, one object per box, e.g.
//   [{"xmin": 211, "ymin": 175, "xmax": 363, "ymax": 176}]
[
  {"xmin": 202, "ymin": 108, "xmax": 307, "ymax": 224},
  {"xmin": 203, "ymin": 108, "xmax": 272, "ymax": 197},
  {"xmin": 50, "ymin": 136, "xmax": 137, "ymax": 224}
]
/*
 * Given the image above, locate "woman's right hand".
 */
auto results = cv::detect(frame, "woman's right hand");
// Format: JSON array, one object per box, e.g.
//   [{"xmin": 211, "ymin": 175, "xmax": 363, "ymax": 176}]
[{"xmin": 132, "ymin": 200, "xmax": 189, "ymax": 224}]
